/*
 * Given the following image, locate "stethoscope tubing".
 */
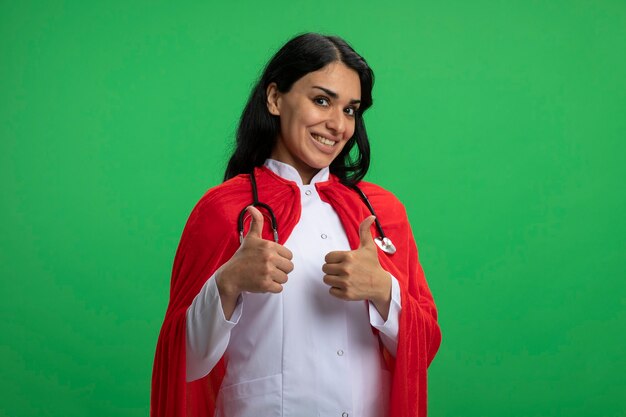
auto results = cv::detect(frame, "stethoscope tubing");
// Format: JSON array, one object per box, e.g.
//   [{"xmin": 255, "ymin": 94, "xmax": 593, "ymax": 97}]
[
  {"xmin": 237, "ymin": 172, "xmax": 396, "ymax": 254},
  {"xmin": 237, "ymin": 172, "xmax": 280, "ymax": 243}
]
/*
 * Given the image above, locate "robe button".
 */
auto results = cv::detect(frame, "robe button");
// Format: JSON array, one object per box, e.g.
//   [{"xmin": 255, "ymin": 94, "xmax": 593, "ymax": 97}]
[
  {"xmin": 305, "ymin": 190, "xmax": 312, "ymax": 196},
  {"xmin": 337, "ymin": 349, "xmax": 344, "ymax": 356},
  {"xmin": 321, "ymin": 234, "xmax": 327, "ymax": 239},
  {"xmin": 342, "ymin": 413, "xmax": 349, "ymax": 417}
]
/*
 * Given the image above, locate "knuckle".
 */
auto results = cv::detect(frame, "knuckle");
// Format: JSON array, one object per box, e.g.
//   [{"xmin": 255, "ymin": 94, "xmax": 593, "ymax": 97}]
[{"xmin": 261, "ymin": 249, "xmax": 273, "ymax": 261}]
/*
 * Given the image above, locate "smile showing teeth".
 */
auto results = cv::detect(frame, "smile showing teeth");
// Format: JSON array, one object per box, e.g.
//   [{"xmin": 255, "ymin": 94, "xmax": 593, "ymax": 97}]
[{"xmin": 312, "ymin": 134, "xmax": 335, "ymax": 146}]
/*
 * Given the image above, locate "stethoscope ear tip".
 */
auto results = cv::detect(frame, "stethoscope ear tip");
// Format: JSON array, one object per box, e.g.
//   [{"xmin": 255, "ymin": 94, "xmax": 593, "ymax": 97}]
[{"xmin": 375, "ymin": 237, "xmax": 396, "ymax": 255}]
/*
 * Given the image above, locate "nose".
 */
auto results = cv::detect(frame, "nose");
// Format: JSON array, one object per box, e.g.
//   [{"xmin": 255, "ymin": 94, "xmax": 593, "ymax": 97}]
[{"xmin": 326, "ymin": 107, "xmax": 346, "ymax": 138}]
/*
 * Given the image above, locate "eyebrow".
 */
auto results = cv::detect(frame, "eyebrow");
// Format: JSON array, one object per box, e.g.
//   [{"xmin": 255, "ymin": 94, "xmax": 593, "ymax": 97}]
[{"xmin": 312, "ymin": 86, "xmax": 361, "ymax": 105}]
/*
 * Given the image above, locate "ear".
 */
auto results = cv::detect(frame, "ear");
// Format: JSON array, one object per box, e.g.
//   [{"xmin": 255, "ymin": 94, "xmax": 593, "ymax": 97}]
[{"xmin": 266, "ymin": 82, "xmax": 281, "ymax": 116}]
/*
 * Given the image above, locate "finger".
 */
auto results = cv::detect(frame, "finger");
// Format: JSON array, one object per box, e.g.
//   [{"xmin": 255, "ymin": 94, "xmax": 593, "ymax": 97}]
[
  {"xmin": 322, "ymin": 262, "xmax": 344, "ymax": 275},
  {"xmin": 324, "ymin": 250, "xmax": 350, "ymax": 264},
  {"xmin": 265, "ymin": 281, "xmax": 284, "ymax": 294},
  {"xmin": 358, "ymin": 215, "xmax": 377, "ymax": 248},
  {"xmin": 328, "ymin": 286, "xmax": 348, "ymax": 300},
  {"xmin": 274, "ymin": 257, "xmax": 294, "ymax": 274},
  {"xmin": 245, "ymin": 206, "xmax": 264, "ymax": 239},
  {"xmin": 272, "ymin": 270, "xmax": 289, "ymax": 285},
  {"xmin": 274, "ymin": 243, "xmax": 293, "ymax": 261},
  {"xmin": 322, "ymin": 274, "xmax": 345, "ymax": 289}
]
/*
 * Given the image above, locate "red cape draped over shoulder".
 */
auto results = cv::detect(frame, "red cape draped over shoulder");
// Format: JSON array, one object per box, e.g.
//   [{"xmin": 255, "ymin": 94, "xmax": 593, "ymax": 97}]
[{"xmin": 151, "ymin": 166, "xmax": 441, "ymax": 417}]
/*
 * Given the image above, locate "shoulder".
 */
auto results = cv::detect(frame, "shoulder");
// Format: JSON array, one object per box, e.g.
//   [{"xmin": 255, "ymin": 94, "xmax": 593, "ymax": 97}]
[
  {"xmin": 185, "ymin": 174, "xmax": 251, "ymax": 230},
  {"xmin": 196, "ymin": 174, "xmax": 249, "ymax": 210},
  {"xmin": 355, "ymin": 180, "xmax": 407, "ymax": 215},
  {"xmin": 321, "ymin": 176, "xmax": 408, "ymax": 220}
]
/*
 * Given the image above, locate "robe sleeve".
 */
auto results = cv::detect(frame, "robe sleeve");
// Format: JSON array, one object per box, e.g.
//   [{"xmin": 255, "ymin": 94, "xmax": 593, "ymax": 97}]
[
  {"xmin": 186, "ymin": 276, "xmax": 243, "ymax": 382},
  {"xmin": 369, "ymin": 274, "xmax": 402, "ymax": 356}
]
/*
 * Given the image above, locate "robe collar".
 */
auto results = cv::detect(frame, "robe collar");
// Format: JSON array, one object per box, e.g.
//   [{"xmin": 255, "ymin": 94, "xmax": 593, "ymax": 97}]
[{"xmin": 263, "ymin": 159, "xmax": 330, "ymax": 186}]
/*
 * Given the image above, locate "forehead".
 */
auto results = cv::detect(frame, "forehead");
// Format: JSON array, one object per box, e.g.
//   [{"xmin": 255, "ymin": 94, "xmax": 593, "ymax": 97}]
[{"xmin": 293, "ymin": 62, "xmax": 361, "ymax": 99}]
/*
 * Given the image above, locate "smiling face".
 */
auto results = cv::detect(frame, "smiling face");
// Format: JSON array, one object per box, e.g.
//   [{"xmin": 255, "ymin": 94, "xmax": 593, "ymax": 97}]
[{"xmin": 266, "ymin": 61, "xmax": 362, "ymax": 184}]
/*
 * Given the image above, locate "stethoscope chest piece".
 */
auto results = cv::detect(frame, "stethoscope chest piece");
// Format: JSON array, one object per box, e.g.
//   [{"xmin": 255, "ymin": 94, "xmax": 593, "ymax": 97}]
[{"xmin": 375, "ymin": 236, "xmax": 396, "ymax": 255}]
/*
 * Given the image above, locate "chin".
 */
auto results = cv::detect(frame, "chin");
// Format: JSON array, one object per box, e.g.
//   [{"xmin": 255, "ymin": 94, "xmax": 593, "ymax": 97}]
[{"xmin": 307, "ymin": 155, "xmax": 337, "ymax": 169}]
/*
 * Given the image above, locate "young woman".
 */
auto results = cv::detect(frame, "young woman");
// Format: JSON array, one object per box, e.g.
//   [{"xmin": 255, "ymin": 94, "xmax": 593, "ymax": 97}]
[{"xmin": 151, "ymin": 33, "xmax": 441, "ymax": 417}]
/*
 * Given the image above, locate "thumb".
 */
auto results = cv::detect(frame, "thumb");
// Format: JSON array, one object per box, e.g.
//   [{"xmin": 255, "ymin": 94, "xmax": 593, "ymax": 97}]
[
  {"xmin": 358, "ymin": 215, "xmax": 377, "ymax": 249},
  {"xmin": 245, "ymin": 206, "xmax": 264, "ymax": 239}
]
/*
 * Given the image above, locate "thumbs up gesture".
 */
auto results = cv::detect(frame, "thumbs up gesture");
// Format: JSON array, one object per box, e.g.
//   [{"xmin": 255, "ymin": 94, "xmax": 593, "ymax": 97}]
[
  {"xmin": 322, "ymin": 216, "xmax": 392, "ymax": 319},
  {"xmin": 216, "ymin": 206, "xmax": 294, "ymax": 317}
]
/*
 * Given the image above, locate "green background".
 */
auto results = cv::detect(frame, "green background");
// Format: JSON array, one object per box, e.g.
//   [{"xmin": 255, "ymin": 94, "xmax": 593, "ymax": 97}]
[{"xmin": 1, "ymin": 1, "xmax": 624, "ymax": 416}]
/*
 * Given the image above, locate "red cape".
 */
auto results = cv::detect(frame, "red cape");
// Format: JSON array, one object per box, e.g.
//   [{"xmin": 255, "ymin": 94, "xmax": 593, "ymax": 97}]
[{"xmin": 151, "ymin": 166, "xmax": 441, "ymax": 416}]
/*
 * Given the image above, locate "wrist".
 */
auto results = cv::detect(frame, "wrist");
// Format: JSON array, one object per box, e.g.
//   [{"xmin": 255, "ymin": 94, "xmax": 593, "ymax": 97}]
[
  {"xmin": 371, "ymin": 270, "xmax": 392, "ymax": 306},
  {"xmin": 215, "ymin": 266, "xmax": 240, "ymax": 300},
  {"xmin": 369, "ymin": 271, "xmax": 392, "ymax": 321}
]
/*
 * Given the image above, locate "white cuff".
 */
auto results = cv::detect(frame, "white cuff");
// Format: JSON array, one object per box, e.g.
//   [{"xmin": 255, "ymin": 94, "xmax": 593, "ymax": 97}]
[{"xmin": 368, "ymin": 274, "xmax": 401, "ymax": 356}]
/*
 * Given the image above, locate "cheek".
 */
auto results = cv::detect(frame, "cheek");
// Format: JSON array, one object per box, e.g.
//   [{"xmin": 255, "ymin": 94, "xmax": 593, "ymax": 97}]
[
  {"xmin": 279, "ymin": 113, "xmax": 300, "ymax": 141},
  {"xmin": 282, "ymin": 108, "xmax": 313, "ymax": 133},
  {"xmin": 300, "ymin": 107, "xmax": 324, "ymax": 127}
]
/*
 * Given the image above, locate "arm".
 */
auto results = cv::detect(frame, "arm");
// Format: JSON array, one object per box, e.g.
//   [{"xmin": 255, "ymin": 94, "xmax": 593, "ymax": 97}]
[
  {"xmin": 185, "ymin": 277, "xmax": 243, "ymax": 382},
  {"xmin": 185, "ymin": 206, "xmax": 294, "ymax": 381}
]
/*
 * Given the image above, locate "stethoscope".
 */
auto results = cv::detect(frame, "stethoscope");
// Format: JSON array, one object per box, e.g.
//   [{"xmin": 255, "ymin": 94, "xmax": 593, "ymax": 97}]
[{"xmin": 237, "ymin": 172, "xmax": 397, "ymax": 255}]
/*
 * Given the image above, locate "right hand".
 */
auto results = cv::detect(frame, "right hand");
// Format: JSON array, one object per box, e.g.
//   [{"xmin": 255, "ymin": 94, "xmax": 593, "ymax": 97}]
[{"xmin": 216, "ymin": 206, "xmax": 294, "ymax": 299}]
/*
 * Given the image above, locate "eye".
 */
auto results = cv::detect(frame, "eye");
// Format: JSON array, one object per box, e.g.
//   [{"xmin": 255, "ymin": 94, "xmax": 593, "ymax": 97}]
[
  {"xmin": 344, "ymin": 106, "xmax": 357, "ymax": 117},
  {"xmin": 313, "ymin": 96, "xmax": 330, "ymax": 107}
]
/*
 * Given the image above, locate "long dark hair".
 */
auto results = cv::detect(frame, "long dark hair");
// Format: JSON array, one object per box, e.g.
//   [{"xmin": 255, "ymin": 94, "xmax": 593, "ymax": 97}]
[{"xmin": 223, "ymin": 33, "xmax": 374, "ymax": 185}]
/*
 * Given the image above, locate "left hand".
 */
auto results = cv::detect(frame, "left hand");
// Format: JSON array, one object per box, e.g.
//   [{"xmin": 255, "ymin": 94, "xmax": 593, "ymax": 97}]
[{"xmin": 322, "ymin": 216, "xmax": 392, "ymax": 319}]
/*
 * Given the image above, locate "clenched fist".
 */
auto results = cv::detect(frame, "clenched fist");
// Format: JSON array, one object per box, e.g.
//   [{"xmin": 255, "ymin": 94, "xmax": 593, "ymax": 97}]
[
  {"xmin": 322, "ymin": 216, "xmax": 392, "ymax": 320},
  {"xmin": 216, "ymin": 206, "xmax": 294, "ymax": 319}
]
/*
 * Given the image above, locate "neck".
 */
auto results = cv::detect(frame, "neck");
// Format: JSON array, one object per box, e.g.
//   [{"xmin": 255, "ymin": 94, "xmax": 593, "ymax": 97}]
[{"xmin": 299, "ymin": 169, "xmax": 317, "ymax": 185}]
